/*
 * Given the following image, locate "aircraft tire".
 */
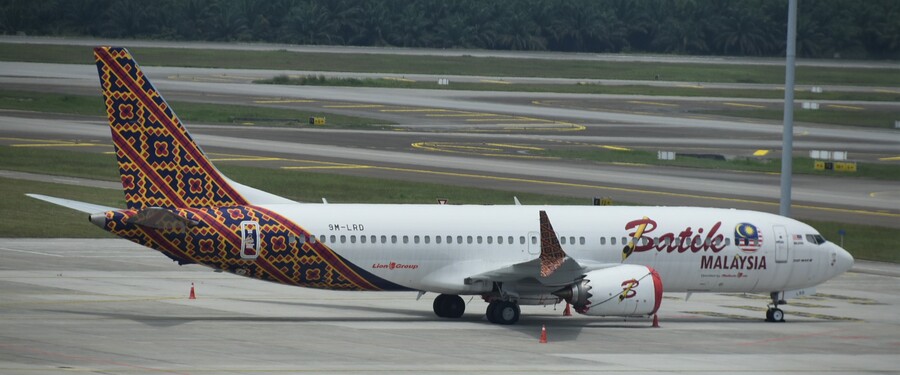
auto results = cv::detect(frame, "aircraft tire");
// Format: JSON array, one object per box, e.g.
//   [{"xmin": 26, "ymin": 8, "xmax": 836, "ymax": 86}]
[
  {"xmin": 434, "ymin": 294, "xmax": 465, "ymax": 318},
  {"xmin": 771, "ymin": 308, "xmax": 785, "ymax": 322},
  {"xmin": 486, "ymin": 301, "xmax": 499, "ymax": 323},
  {"xmin": 433, "ymin": 294, "xmax": 448, "ymax": 317},
  {"xmin": 490, "ymin": 301, "xmax": 520, "ymax": 325}
]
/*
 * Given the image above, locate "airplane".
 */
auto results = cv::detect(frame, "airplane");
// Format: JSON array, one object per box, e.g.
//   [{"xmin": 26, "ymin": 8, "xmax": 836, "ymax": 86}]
[{"xmin": 29, "ymin": 47, "xmax": 854, "ymax": 325}]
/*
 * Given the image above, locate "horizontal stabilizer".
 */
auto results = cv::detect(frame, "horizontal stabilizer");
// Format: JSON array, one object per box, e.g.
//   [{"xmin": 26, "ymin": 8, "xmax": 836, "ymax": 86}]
[
  {"xmin": 26, "ymin": 194, "xmax": 117, "ymax": 213},
  {"xmin": 127, "ymin": 207, "xmax": 199, "ymax": 229}
]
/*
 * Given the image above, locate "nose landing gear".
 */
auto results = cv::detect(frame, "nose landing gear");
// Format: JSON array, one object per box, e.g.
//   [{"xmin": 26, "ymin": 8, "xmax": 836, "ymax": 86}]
[{"xmin": 766, "ymin": 291, "xmax": 786, "ymax": 322}]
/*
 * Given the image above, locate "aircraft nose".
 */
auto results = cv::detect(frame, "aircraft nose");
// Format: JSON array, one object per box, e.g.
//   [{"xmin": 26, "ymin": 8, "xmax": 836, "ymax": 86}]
[{"xmin": 833, "ymin": 245, "xmax": 854, "ymax": 276}]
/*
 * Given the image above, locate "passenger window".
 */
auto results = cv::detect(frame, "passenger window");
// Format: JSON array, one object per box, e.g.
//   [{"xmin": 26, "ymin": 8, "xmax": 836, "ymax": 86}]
[
  {"xmin": 371, "ymin": 235, "xmax": 376, "ymax": 243},
  {"xmin": 520, "ymin": 236, "xmax": 525, "ymax": 245},
  {"xmin": 360, "ymin": 235, "xmax": 366, "ymax": 244},
  {"xmin": 611, "ymin": 237, "xmax": 616, "ymax": 245},
  {"xmin": 508, "ymin": 236, "xmax": 514, "ymax": 244},
  {"xmin": 579, "ymin": 237, "xmax": 585, "ymax": 245},
  {"xmin": 457, "ymin": 235, "xmax": 463, "ymax": 244},
  {"xmin": 725, "ymin": 238, "xmax": 731, "ymax": 246},
  {"xmin": 403, "ymin": 235, "xmax": 409, "ymax": 244},
  {"xmin": 340, "ymin": 235, "xmax": 347, "ymax": 243},
  {"xmin": 600, "ymin": 237, "xmax": 606, "ymax": 245},
  {"xmin": 319, "ymin": 235, "xmax": 326, "ymax": 243},
  {"xmin": 436, "ymin": 236, "xmax": 442, "ymax": 244},
  {"xmin": 425, "ymin": 236, "xmax": 430, "ymax": 244},
  {"xmin": 447, "ymin": 235, "xmax": 452, "ymax": 244},
  {"xmin": 487, "ymin": 236, "xmax": 493, "ymax": 244},
  {"xmin": 467, "ymin": 236, "xmax": 473, "ymax": 244},
  {"xmin": 531, "ymin": 236, "xmax": 537, "ymax": 245},
  {"xmin": 569, "ymin": 236, "xmax": 575, "ymax": 245},
  {"xmin": 560, "ymin": 236, "xmax": 567, "ymax": 245},
  {"xmin": 330, "ymin": 235, "xmax": 336, "ymax": 243},
  {"xmin": 498, "ymin": 236, "xmax": 504, "ymax": 244},
  {"xmin": 477, "ymin": 236, "xmax": 483, "ymax": 244},
  {"xmin": 309, "ymin": 235, "xmax": 317, "ymax": 244},
  {"xmin": 381, "ymin": 235, "xmax": 387, "ymax": 243},
  {"xmin": 353, "ymin": 235, "xmax": 359, "ymax": 244},
  {"xmin": 414, "ymin": 235, "xmax": 420, "ymax": 244}
]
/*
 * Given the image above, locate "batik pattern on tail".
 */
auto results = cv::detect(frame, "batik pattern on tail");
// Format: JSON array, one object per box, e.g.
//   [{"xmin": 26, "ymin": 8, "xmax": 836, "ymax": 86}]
[{"xmin": 94, "ymin": 46, "xmax": 247, "ymax": 210}]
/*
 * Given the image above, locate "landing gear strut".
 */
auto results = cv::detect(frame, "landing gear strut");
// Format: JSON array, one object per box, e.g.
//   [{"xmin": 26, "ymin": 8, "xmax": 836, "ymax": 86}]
[
  {"xmin": 766, "ymin": 291, "xmax": 786, "ymax": 322},
  {"xmin": 486, "ymin": 300, "xmax": 520, "ymax": 325},
  {"xmin": 433, "ymin": 294, "xmax": 465, "ymax": 318}
]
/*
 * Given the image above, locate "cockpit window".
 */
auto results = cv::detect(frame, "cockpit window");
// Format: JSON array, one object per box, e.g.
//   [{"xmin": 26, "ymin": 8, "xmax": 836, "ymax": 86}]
[{"xmin": 805, "ymin": 234, "xmax": 826, "ymax": 245}]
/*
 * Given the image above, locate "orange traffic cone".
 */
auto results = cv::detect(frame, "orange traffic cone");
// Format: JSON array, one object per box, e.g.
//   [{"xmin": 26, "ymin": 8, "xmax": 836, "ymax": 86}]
[
  {"xmin": 189, "ymin": 282, "xmax": 196, "ymax": 299},
  {"xmin": 652, "ymin": 314, "xmax": 660, "ymax": 328},
  {"xmin": 563, "ymin": 302, "xmax": 572, "ymax": 316},
  {"xmin": 539, "ymin": 324, "xmax": 548, "ymax": 343}
]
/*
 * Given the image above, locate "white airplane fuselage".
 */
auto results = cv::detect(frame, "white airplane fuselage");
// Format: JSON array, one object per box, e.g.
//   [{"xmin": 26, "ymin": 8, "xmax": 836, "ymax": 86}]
[{"xmin": 271, "ymin": 204, "xmax": 853, "ymax": 298}]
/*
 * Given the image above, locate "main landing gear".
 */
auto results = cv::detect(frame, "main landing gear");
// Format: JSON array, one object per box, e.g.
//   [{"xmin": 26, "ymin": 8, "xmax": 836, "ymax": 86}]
[
  {"xmin": 766, "ymin": 291, "xmax": 786, "ymax": 322},
  {"xmin": 486, "ymin": 300, "xmax": 520, "ymax": 325},
  {"xmin": 433, "ymin": 294, "xmax": 465, "ymax": 318}
]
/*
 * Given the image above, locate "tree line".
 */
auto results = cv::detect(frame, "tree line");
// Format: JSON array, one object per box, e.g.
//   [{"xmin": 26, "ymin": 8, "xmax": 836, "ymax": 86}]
[{"xmin": 1, "ymin": 0, "xmax": 897, "ymax": 59}]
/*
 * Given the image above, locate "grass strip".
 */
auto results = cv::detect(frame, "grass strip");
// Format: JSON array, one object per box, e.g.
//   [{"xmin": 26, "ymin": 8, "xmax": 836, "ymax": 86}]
[
  {"xmin": 537, "ymin": 148, "xmax": 900, "ymax": 181},
  {"xmin": 699, "ymin": 108, "xmax": 900, "ymax": 129},
  {"xmin": 1, "ymin": 42, "xmax": 897, "ymax": 86},
  {"xmin": 0, "ymin": 89, "xmax": 393, "ymax": 129},
  {"xmin": 259, "ymin": 75, "xmax": 900, "ymax": 102}
]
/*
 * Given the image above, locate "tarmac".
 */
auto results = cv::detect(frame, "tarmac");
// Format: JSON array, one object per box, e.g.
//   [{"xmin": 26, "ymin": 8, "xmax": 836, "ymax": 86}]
[{"xmin": 0, "ymin": 238, "xmax": 897, "ymax": 374}]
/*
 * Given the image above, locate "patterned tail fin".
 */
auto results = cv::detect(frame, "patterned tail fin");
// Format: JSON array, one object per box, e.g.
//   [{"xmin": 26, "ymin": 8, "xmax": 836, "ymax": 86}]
[{"xmin": 94, "ymin": 47, "xmax": 248, "ymax": 210}]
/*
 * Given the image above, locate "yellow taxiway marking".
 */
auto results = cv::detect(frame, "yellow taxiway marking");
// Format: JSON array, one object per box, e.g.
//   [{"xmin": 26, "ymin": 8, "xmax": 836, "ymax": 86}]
[
  {"xmin": 12, "ymin": 143, "xmax": 103, "ymax": 147},
  {"xmin": 253, "ymin": 99, "xmax": 317, "ymax": 104},
  {"xmin": 379, "ymin": 108, "xmax": 450, "ymax": 113},
  {"xmin": 426, "ymin": 113, "xmax": 501, "ymax": 117},
  {"xmin": 480, "ymin": 79, "xmax": 511, "ymax": 84},
  {"xmin": 677, "ymin": 84, "xmax": 705, "ymax": 89},
  {"xmin": 281, "ymin": 165, "xmax": 372, "ymax": 170},
  {"xmin": 827, "ymin": 104, "xmax": 865, "ymax": 110},
  {"xmin": 875, "ymin": 89, "xmax": 900, "ymax": 94},
  {"xmin": 208, "ymin": 157, "xmax": 283, "ymax": 162},
  {"xmin": 323, "ymin": 104, "xmax": 385, "ymax": 109},
  {"xmin": 724, "ymin": 102, "xmax": 766, "ymax": 109},
  {"xmin": 627, "ymin": 100, "xmax": 678, "ymax": 107},
  {"xmin": 753, "ymin": 150, "xmax": 770, "ymax": 156},
  {"xmin": 600, "ymin": 145, "xmax": 631, "ymax": 151},
  {"xmin": 466, "ymin": 118, "xmax": 539, "ymax": 122},
  {"xmin": 382, "ymin": 77, "xmax": 416, "ymax": 82},
  {"xmin": 484, "ymin": 143, "xmax": 545, "ymax": 151},
  {"xmin": 878, "ymin": 155, "xmax": 900, "ymax": 161}
]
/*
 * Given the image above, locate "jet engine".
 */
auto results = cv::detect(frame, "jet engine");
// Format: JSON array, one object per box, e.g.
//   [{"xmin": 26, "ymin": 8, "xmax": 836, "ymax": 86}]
[{"xmin": 553, "ymin": 264, "xmax": 662, "ymax": 316}]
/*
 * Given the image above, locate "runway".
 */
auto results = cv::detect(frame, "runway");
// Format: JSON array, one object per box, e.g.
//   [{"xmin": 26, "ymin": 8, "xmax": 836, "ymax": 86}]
[{"xmin": 0, "ymin": 238, "xmax": 897, "ymax": 374}]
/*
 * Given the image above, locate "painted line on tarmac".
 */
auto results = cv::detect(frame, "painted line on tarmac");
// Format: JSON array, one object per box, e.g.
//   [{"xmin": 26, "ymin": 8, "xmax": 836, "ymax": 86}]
[
  {"xmin": 323, "ymin": 104, "xmax": 385, "ymax": 109},
  {"xmin": 724, "ymin": 102, "xmax": 766, "ymax": 109},
  {"xmin": 252, "ymin": 99, "xmax": 317, "ymax": 104},
  {"xmin": 480, "ymin": 79, "xmax": 511, "ymax": 84},
  {"xmin": 827, "ymin": 104, "xmax": 865, "ymax": 110},
  {"xmin": 0, "ymin": 247, "xmax": 64, "ymax": 257},
  {"xmin": 627, "ymin": 100, "xmax": 678, "ymax": 107},
  {"xmin": 753, "ymin": 149, "xmax": 770, "ymax": 156},
  {"xmin": 877, "ymin": 155, "xmax": 900, "ymax": 161},
  {"xmin": 281, "ymin": 165, "xmax": 373, "ymax": 170}
]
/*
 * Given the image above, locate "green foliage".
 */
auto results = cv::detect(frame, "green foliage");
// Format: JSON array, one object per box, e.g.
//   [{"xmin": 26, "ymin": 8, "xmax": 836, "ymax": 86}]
[
  {"xmin": 700, "ymin": 108, "xmax": 900, "ymax": 129},
  {"xmin": 0, "ymin": 0, "xmax": 897, "ymax": 59}
]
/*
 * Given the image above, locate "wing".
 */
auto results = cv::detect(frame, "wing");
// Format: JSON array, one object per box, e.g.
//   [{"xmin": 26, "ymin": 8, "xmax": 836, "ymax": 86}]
[{"xmin": 464, "ymin": 210, "xmax": 616, "ymax": 287}]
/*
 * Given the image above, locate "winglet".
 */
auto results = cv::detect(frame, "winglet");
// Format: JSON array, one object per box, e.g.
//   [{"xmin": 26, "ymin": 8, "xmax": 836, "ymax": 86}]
[{"xmin": 539, "ymin": 210, "xmax": 567, "ymax": 277}]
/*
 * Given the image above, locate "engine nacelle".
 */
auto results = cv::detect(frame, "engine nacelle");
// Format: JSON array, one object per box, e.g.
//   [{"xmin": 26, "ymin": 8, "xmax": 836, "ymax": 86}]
[{"xmin": 554, "ymin": 265, "xmax": 662, "ymax": 316}]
